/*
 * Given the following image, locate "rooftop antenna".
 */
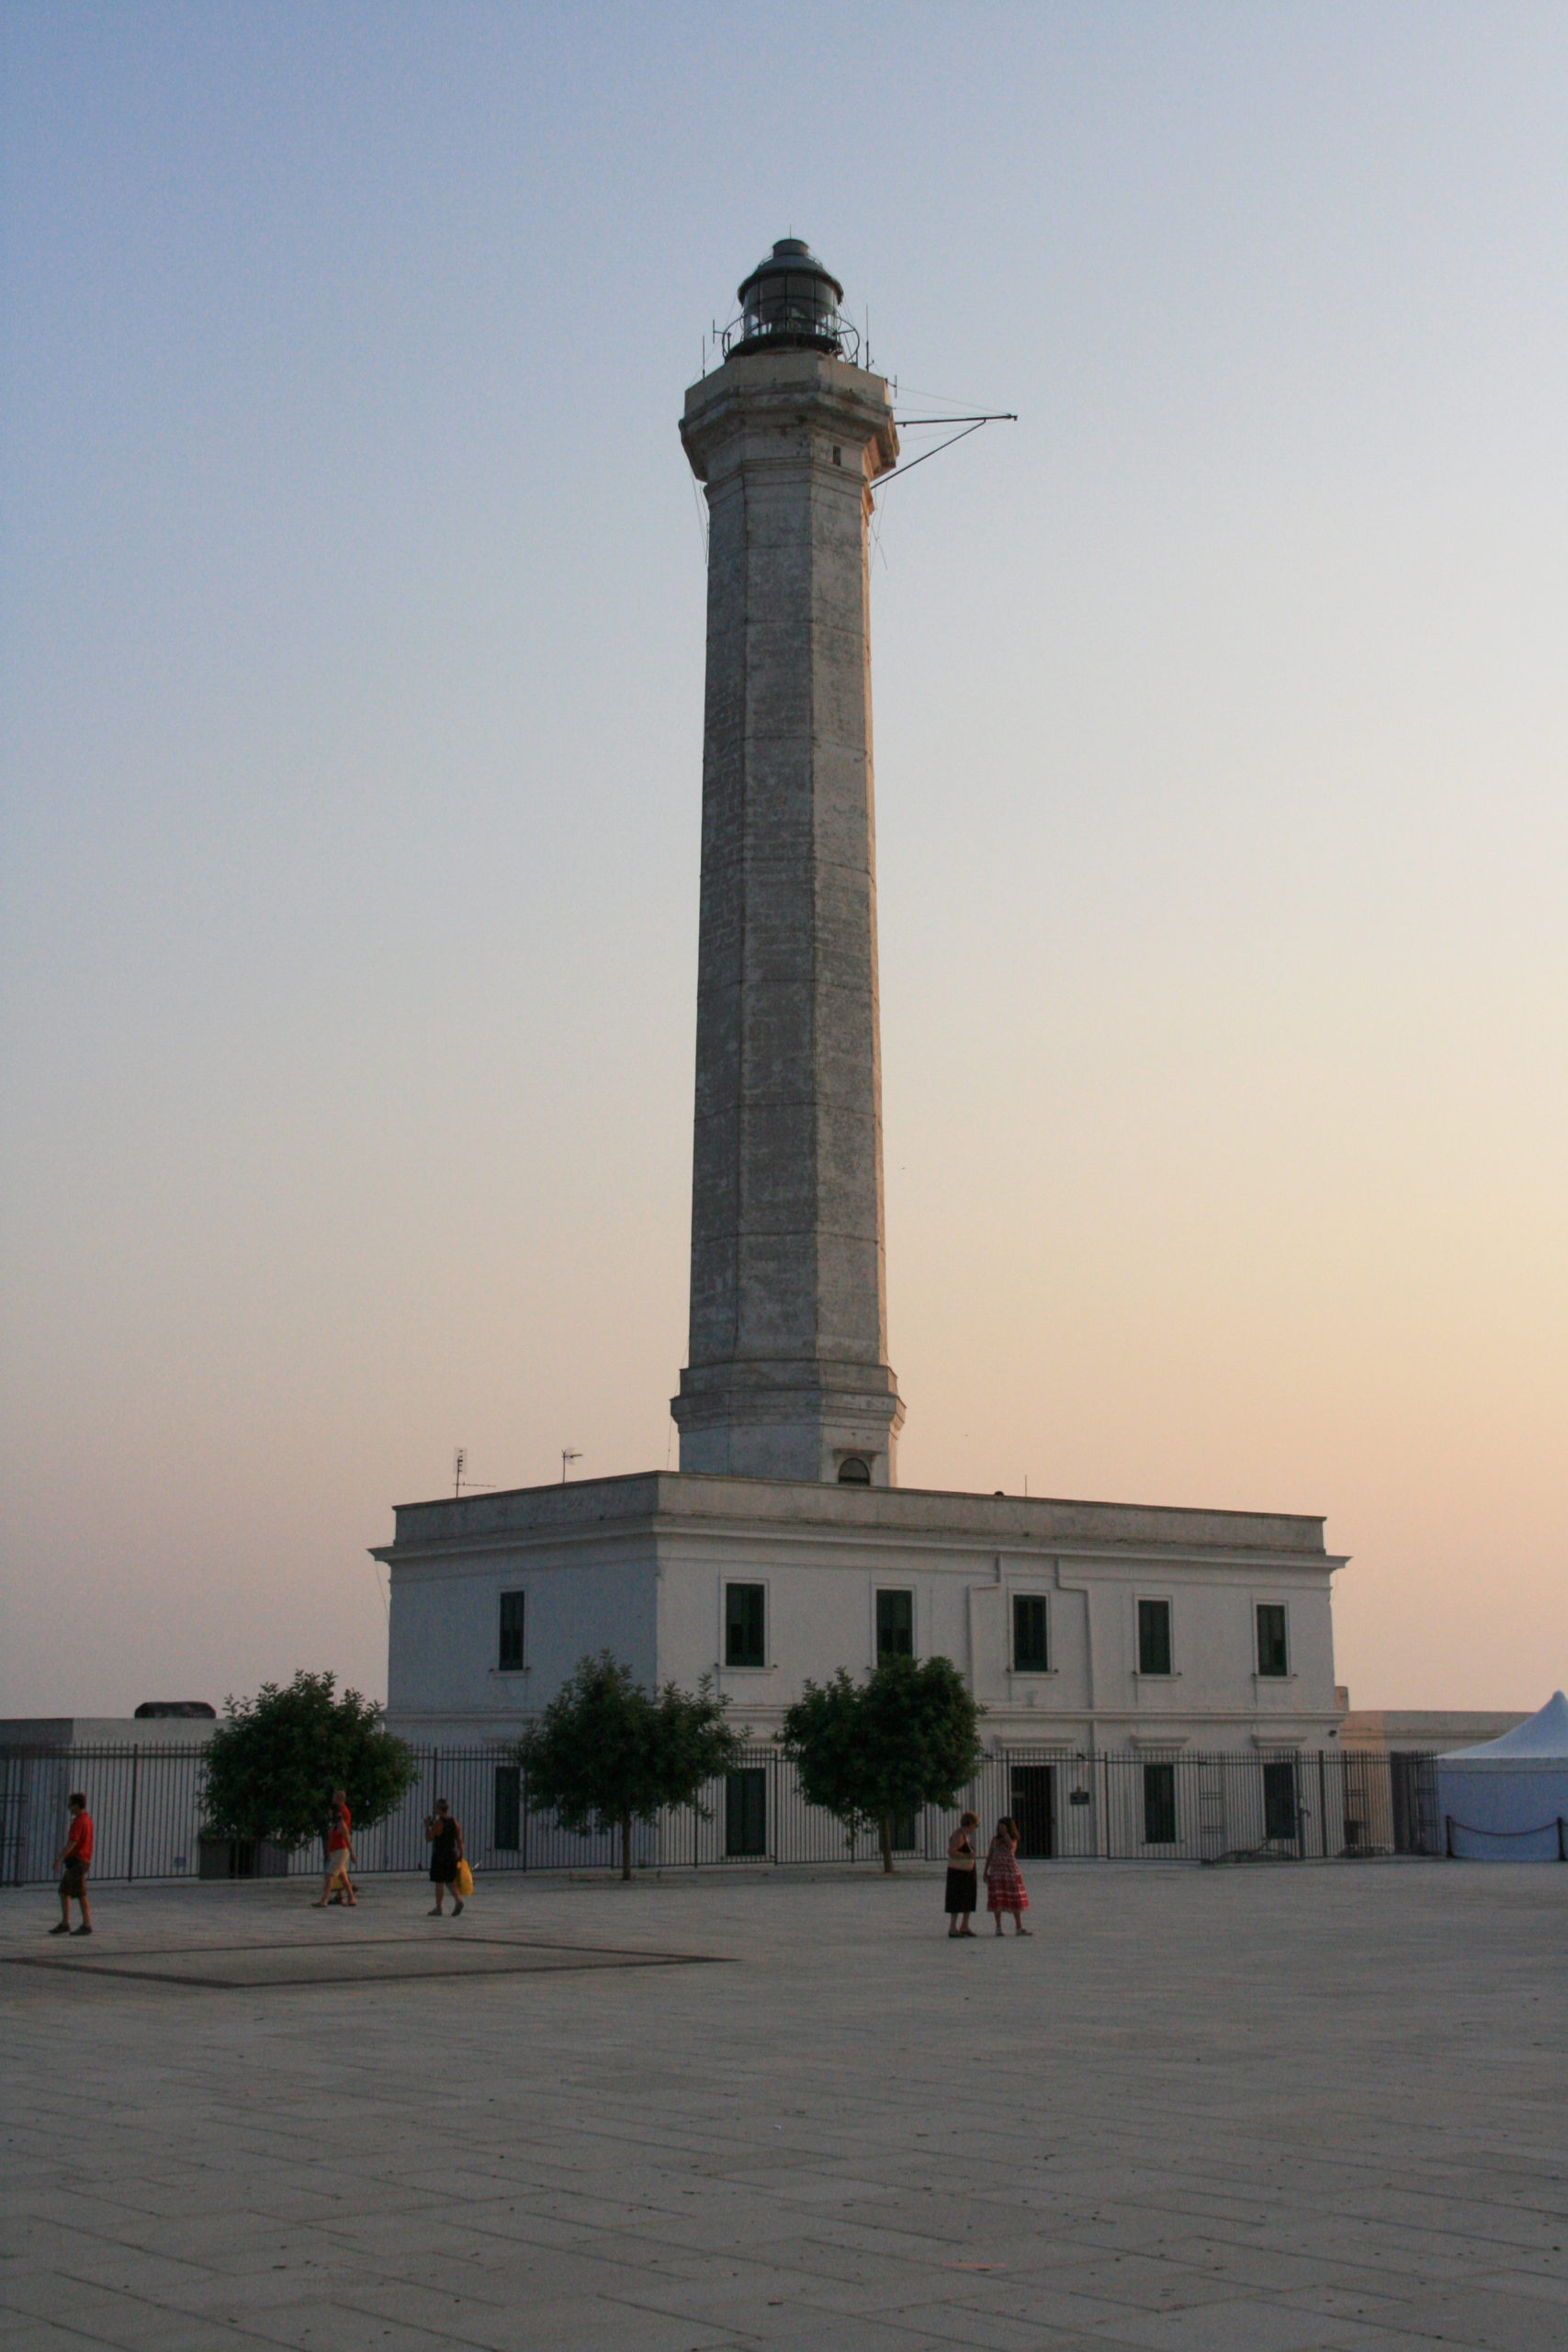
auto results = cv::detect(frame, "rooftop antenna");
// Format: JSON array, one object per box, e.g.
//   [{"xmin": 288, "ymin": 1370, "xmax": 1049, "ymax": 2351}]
[
  {"xmin": 561, "ymin": 1448, "xmax": 582, "ymax": 1484},
  {"xmin": 452, "ymin": 1447, "xmax": 495, "ymax": 1499}
]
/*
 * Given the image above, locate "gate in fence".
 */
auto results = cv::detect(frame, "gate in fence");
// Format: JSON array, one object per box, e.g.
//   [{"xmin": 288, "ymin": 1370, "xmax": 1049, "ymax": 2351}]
[{"xmin": 0, "ymin": 1740, "xmax": 1443, "ymax": 1886}]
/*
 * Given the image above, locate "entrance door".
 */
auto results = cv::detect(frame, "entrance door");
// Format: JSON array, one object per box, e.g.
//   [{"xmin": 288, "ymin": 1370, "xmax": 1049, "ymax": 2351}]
[
  {"xmin": 725, "ymin": 1768, "xmax": 767, "ymax": 1858},
  {"xmin": 1262, "ymin": 1759, "xmax": 1299, "ymax": 1848},
  {"xmin": 1010, "ymin": 1765, "xmax": 1055, "ymax": 1860}
]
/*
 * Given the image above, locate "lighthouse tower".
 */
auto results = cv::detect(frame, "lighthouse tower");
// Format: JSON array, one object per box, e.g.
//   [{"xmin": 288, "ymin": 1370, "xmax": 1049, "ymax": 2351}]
[
  {"xmin": 379, "ymin": 239, "xmax": 1343, "ymax": 1775},
  {"xmin": 671, "ymin": 241, "xmax": 906, "ymax": 1487}
]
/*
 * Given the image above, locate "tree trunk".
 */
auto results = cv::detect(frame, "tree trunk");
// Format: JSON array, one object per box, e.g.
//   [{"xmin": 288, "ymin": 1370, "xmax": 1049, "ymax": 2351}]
[
  {"xmin": 621, "ymin": 1811, "xmax": 633, "ymax": 1882},
  {"xmin": 879, "ymin": 1816, "xmax": 894, "ymax": 1874}
]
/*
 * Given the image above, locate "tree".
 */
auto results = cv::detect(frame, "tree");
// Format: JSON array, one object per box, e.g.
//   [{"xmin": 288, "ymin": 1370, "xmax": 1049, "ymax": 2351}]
[
  {"xmin": 516, "ymin": 1652, "xmax": 743, "ymax": 1881},
  {"xmin": 201, "ymin": 1670, "xmax": 417, "ymax": 1851},
  {"xmin": 780, "ymin": 1654, "xmax": 983, "ymax": 1873}
]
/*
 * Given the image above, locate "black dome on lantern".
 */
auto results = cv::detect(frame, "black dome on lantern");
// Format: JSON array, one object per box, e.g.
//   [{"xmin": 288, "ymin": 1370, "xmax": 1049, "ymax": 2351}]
[{"xmin": 733, "ymin": 238, "xmax": 845, "ymax": 356}]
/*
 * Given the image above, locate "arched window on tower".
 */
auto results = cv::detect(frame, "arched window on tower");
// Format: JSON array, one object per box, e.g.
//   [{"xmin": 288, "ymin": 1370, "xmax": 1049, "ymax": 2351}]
[{"xmin": 838, "ymin": 1455, "xmax": 871, "ymax": 1485}]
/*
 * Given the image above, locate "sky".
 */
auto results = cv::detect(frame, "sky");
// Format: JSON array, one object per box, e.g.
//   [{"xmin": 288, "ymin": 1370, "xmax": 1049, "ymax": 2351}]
[{"xmin": 3, "ymin": 2, "xmax": 1564, "ymax": 1719}]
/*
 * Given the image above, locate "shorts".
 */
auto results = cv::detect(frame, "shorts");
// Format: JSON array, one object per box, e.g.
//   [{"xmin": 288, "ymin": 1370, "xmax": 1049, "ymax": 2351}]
[{"xmin": 60, "ymin": 1863, "xmax": 86, "ymax": 1899}]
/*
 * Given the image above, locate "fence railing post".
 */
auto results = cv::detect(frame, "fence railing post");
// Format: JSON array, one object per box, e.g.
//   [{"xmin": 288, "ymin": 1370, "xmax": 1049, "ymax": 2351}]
[{"xmin": 1317, "ymin": 1750, "xmax": 1329, "ymax": 1860}]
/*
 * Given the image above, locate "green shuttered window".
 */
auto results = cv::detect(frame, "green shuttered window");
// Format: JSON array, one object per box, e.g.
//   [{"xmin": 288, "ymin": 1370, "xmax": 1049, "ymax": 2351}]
[{"xmin": 725, "ymin": 1583, "xmax": 765, "ymax": 1668}]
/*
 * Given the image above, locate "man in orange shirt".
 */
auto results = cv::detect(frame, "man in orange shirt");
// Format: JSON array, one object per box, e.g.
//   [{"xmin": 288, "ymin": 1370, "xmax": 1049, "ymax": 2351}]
[
  {"xmin": 327, "ymin": 1787, "xmax": 356, "ymax": 1904},
  {"xmin": 313, "ymin": 1799, "xmax": 357, "ymax": 1907},
  {"xmin": 51, "ymin": 1793, "xmax": 94, "ymax": 1936}
]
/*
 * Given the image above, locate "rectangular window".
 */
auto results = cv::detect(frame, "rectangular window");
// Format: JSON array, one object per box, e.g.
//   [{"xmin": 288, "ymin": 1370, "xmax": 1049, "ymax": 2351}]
[
  {"xmin": 1256, "ymin": 1603, "xmax": 1289, "ymax": 1678},
  {"xmin": 875, "ymin": 1589, "xmax": 914, "ymax": 1659},
  {"xmin": 1263, "ymin": 1758, "xmax": 1298, "ymax": 1842},
  {"xmin": 725, "ymin": 1583, "xmax": 765, "ymax": 1669},
  {"xmin": 498, "ymin": 1590, "xmax": 526, "ymax": 1671},
  {"xmin": 1143, "ymin": 1762, "xmax": 1177, "ymax": 1845},
  {"xmin": 493, "ymin": 1765, "xmax": 522, "ymax": 1852},
  {"xmin": 725, "ymin": 1768, "xmax": 767, "ymax": 1857},
  {"xmin": 1012, "ymin": 1593, "xmax": 1050, "ymax": 1672},
  {"xmin": 1137, "ymin": 1598, "xmax": 1172, "ymax": 1677}
]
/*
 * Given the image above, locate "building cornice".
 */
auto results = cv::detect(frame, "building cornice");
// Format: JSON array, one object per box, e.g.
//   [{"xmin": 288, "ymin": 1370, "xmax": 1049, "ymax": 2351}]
[{"xmin": 376, "ymin": 1469, "xmax": 1336, "ymax": 1569}]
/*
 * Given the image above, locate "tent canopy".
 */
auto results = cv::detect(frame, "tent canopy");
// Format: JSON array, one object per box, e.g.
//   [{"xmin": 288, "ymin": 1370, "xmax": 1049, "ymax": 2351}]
[{"xmin": 1438, "ymin": 1690, "xmax": 1568, "ymax": 1768}]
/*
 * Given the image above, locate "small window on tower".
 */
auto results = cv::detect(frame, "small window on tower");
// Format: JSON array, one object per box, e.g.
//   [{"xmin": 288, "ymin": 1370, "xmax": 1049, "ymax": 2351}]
[
  {"xmin": 832, "ymin": 445, "xmax": 842, "ymax": 465},
  {"xmin": 838, "ymin": 1455, "xmax": 871, "ymax": 1484}
]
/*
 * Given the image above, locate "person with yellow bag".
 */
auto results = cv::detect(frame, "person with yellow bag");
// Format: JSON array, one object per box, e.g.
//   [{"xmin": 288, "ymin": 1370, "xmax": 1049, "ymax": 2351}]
[{"xmin": 424, "ymin": 1797, "xmax": 468, "ymax": 1916}]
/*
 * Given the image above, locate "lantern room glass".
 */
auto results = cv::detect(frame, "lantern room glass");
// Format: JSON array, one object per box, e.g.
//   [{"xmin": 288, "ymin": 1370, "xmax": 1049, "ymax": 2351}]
[{"xmin": 733, "ymin": 240, "xmax": 844, "ymax": 356}]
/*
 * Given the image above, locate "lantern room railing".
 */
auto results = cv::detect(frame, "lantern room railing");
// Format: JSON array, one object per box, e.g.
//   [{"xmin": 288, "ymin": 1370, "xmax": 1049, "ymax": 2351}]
[{"xmin": 721, "ymin": 301, "xmax": 860, "ymax": 363}]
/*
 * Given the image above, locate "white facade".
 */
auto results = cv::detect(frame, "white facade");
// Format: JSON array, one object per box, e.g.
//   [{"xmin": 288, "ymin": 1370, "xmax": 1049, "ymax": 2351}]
[{"xmin": 381, "ymin": 1472, "xmax": 1343, "ymax": 1757}]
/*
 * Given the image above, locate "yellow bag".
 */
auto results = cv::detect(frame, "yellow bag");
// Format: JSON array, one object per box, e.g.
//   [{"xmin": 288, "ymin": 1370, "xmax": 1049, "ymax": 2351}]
[{"xmin": 454, "ymin": 1859, "xmax": 474, "ymax": 1898}]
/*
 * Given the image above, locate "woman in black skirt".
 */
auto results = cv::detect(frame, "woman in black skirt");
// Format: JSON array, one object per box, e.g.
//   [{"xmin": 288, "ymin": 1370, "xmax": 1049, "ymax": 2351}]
[
  {"xmin": 945, "ymin": 1811, "xmax": 980, "ymax": 1937},
  {"xmin": 425, "ymin": 1798, "xmax": 465, "ymax": 1916}
]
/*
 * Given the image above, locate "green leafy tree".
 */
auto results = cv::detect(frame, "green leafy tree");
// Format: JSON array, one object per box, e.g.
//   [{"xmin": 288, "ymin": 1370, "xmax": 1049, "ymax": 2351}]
[
  {"xmin": 781, "ymin": 1654, "xmax": 983, "ymax": 1873},
  {"xmin": 201, "ymin": 1670, "xmax": 417, "ymax": 1852},
  {"xmin": 516, "ymin": 1652, "xmax": 743, "ymax": 1881}
]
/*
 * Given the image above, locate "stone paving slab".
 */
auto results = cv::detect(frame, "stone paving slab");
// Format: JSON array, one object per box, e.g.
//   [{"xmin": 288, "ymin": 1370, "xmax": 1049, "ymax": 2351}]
[{"xmin": 2, "ymin": 1862, "xmax": 1565, "ymax": 2349}]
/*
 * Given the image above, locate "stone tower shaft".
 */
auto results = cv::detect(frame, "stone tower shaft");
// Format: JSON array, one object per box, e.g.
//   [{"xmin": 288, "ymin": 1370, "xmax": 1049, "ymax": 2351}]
[{"xmin": 671, "ymin": 339, "xmax": 905, "ymax": 1485}]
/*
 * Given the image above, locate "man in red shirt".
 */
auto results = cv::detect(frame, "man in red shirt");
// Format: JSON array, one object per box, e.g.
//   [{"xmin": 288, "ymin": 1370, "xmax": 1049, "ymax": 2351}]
[
  {"xmin": 328, "ymin": 1787, "xmax": 356, "ymax": 1905},
  {"xmin": 52, "ymin": 1793, "xmax": 93, "ymax": 1936},
  {"xmin": 312, "ymin": 1796, "xmax": 357, "ymax": 1908}
]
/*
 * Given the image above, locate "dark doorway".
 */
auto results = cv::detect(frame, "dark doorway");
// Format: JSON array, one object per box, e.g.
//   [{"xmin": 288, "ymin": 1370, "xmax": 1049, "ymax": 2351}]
[
  {"xmin": 725, "ymin": 1768, "xmax": 767, "ymax": 1858},
  {"xmin": 1262, "ymin": 1759, "xmax": 1299, "ymax": 1845},
  {"xmin": 1010, "ymin": 1765, "xmax": 1055, "ymax": 1860},
  {"xmin": 492, "ymin": 1765, "xmax": 522, "ymax": 1853}
]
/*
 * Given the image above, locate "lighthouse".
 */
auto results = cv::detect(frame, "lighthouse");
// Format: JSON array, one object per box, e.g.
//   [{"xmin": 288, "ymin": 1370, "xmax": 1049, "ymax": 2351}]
[
  {"xmin": 379, "ymin": 239, "xmax": 1343, "ymax": 1781},
  {"xmin": 672, "ymin": 241, "xmax": 906, "ymax": 1487}
]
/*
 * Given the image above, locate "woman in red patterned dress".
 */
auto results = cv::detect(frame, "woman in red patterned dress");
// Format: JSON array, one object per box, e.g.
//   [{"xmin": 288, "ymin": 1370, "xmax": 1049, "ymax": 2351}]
[{"xmin": 984, "ymin": 1815, "xmax": 1031, "ymax": 1936}]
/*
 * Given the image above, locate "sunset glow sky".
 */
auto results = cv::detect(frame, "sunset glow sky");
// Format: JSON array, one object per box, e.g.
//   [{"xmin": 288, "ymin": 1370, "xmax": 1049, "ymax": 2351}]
[{"xmin": 4, "ymin": 3, "xmax": 1564, "ymax": 1716}]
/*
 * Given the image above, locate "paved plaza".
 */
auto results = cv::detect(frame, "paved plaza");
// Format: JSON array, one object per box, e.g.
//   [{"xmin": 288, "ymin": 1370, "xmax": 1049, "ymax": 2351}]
[{"xmin": 2, "ymin": 1860, "xmax": 1564, "ymax": 2351}]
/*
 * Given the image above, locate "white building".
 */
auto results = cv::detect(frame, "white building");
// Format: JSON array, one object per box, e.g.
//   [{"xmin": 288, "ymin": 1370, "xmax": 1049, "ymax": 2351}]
[
  {"xmin": 381, "ymin": 240, "xmax": 1347, "ymax": 1800},
  {"xmin": 383, "ymin": 1473, "xmax": 1341, "ymax": 1757}
]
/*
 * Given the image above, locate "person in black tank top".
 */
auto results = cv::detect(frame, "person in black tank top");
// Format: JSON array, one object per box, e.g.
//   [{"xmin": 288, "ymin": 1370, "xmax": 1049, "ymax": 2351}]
[
  {"xmin": 945, "ymin": 1811, "xmax": 980, "ymax": 1937},
  {"xmin": 425, "ymin": 1798, "xmax": 465, "ymax": 1915}
]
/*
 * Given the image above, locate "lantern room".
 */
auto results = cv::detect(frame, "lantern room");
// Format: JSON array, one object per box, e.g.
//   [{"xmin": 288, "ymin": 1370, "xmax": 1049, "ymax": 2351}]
[{"xmin": 729, "ymin": 238, "xmax": 847, "ymax": 357}]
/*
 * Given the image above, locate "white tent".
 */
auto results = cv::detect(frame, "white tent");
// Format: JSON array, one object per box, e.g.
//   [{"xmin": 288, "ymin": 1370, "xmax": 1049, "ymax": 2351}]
[{"xmin": 1436, "ymin": 1690, "xmax": 1568, "ymax": 1860}]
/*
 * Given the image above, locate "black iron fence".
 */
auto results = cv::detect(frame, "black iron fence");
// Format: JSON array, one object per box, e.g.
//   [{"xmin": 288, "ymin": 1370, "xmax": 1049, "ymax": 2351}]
[{"xmin": 0, "ymin": 1741, "xmax": 1443, "ymax": 1887}]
